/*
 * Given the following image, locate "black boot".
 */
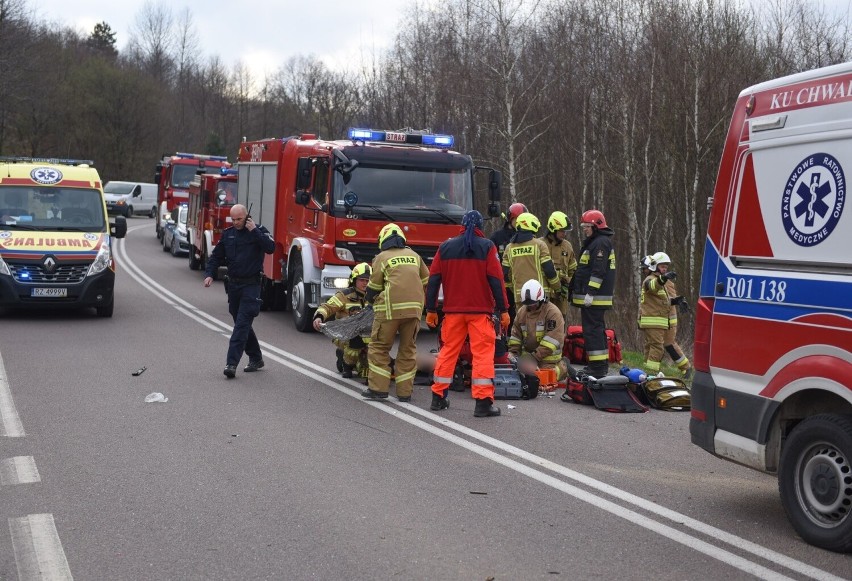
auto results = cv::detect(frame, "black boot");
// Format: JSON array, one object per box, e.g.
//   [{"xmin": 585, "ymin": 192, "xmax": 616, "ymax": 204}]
[
  {"xmin": 341, "ymin": 364, "xmax": 354, "ymax": 379},
  {"xmin": 335, "ymin": 349, "xmax": 344, "ymax": 373},
  {"xmin": 430, "ymin": 392, "xmax": 450, "ymax": 411},
  {"xmin": 474, "ymin": 398, "xmax": 501, "ymax": 417}
]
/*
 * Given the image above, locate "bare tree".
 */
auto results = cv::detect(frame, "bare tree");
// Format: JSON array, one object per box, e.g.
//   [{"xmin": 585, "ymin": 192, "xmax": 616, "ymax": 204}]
[{"xmin": 126, "ymin": 1, "xmax": 175, "ymax": 83}]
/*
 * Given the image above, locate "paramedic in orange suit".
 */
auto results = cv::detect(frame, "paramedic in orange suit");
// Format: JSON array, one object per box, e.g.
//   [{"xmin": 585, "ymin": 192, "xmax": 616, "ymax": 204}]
[{"xmin": 425, "ymin": 210, "xmax": 509, "ymax": 418}]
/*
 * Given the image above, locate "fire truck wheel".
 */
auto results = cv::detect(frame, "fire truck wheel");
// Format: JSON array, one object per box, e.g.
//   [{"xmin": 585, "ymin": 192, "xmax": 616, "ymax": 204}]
[
  {"xmin": 778, "ymin": 413, "xmax": 852, "ymax": 553},
  {"xmin": 188, "ymin": 247, "xmax": 201, "ymax": 270},
  {"xmin": 289, "ymin": 260, "xmax": 315, "ymax": 332}
]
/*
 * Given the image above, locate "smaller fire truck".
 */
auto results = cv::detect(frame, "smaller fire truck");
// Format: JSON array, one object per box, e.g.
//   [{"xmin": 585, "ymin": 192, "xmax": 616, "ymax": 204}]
[
  {"xmin": 236, "ymin": 128, "xmax": 501, "ymax": 331},
  {"xmin": 153, "ymin": 152, "xmax": 230, "ymax": 241},
  {"xmin": 186, "ymin": 168, "xmax": 237, "ymax": 273}
]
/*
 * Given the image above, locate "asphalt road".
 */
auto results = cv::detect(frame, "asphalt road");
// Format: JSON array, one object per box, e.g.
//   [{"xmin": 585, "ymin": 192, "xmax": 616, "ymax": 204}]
[{"xmin": 1, "ymin": 220, "xmax": 850, "ymax": 580}]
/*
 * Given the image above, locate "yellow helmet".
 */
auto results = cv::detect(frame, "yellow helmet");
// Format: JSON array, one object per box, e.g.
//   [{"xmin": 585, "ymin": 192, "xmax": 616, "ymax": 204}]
[
  {"xmin": 547, "ymin": 211, "xmax": 572, "ymax": 233},
  {"xmin": 514, "ymin": 212, "xmax": 540, "ymax": 233},
  {"xmin": 378, "ymin": 222, "xmax": 406, "ymax": 246},
  {"xmin": 349, "ymin": 262, "xmax": 371, "ymax": 284}
]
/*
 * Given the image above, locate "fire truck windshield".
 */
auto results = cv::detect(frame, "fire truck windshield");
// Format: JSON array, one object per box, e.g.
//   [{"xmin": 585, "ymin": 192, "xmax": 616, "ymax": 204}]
[
  {"xmin": 332, "ymin": 165, "xmax": 472, "ymax": 222},
  {"xmin": 171, "ymin": 165, "xmax": 200, "ymax": 189}
]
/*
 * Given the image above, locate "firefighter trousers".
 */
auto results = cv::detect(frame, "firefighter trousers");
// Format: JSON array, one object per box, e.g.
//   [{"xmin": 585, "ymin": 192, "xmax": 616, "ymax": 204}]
[
  {"xmin": 226, "ymin": 283, "xmax": 263, "ymax": 366},
  {"xmin": 664, "ymin": 325, "xmax": 690, "ymax": 370},
  {"xmin": 642, "ymin": 327, "xmax": 666, "ymax": 372},
  {"xmin": 581, "ymin": 307, "xmax": 609, "ymax": 376},
  {"xmin": 432, "ymin": 314, "xmax": 496, "ymax": 401},
  {"xmin": 367, "ymin": 316, "xmax": 420, "ymax": 397}
]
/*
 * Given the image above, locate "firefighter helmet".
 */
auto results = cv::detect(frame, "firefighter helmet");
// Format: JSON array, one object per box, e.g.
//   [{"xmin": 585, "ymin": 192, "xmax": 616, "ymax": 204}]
[
  {"xmin": 514, "ymin": 212, "xmax": 541, "ymax": 233},
  {"xmin": 378, "ymin": 223, "xmax": 406, "ymax": 247},
  {"xmin": 580, "ymin": 209, "xmax": 607, "ymax": 229},
  {"xmin": 520, "ymin": 279, "xmax": 546, "ymax": 305},
  {"xmin": 547, "ymin": 211, "xmax": 572, "ymax": 233},
  {"xmin": 506, "ymin": 202, "xmax": 528, "ymax": 223},
  {"xmin": 349, "ymin": 262, "xmax": 371, "ymax": 284},
  {"xmin": 647, "ymin": 251, "xmax": 671, "ymax": 271},
  {"xmin": 641, "ymin": 255, "xmax": 653, "ymax": 269}
]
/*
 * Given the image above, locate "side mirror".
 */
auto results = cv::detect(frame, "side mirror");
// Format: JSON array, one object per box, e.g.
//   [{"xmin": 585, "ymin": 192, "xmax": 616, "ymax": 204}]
[
  {"xmin": 488, "ymin": 169, "xmax": 502, "ymax": 203},
  {"xmin": 295, "ymin": 191, "xmax": 311, "ymax": 205},
  {"xmin": 487, "ymin": 202, "xmax": 501, "ymax": 218},
  {"xmin": 296, "ymin": 158, "xmax": 312, "ymax": 190},
  {"xmin": 111, "ymin": 215, "xmax": 127, "ymax": 239}
]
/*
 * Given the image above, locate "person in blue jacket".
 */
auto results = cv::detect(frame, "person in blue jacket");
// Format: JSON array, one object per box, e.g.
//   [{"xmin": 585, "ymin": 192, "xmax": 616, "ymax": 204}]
[{"xmin": 204, "ymin": 204, "xmax": 275, "ymax": 378}]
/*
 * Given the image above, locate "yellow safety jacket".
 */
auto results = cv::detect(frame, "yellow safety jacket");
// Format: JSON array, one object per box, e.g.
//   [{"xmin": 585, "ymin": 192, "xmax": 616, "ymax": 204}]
[
  {"xmin": 368, "ymin": 247, "xmax": 429, "ymax": 320},
  {"xmin": 508, "ymin": 301, "xmax": 566, "ymax": 365},
  {"xmin": 639, "ymin": 273, "xmax": 670, "ymax": 329},
  {"xmin": 503, "ymin": 237, "xmax": 560, "ymax": 304},
  {"xmin": 542, "ymin": 235, "xmax": 577, "ymax": 297}
]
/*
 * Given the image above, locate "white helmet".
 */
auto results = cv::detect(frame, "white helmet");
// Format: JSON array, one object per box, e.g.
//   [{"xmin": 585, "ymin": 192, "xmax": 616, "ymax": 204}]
[
  {"xmin": 647, "ymin": 251, "xmax": 671, "ymax": 272},
  {"xmin": 520, "ymin": 279, "xmax": 546, "ymax": 305}
]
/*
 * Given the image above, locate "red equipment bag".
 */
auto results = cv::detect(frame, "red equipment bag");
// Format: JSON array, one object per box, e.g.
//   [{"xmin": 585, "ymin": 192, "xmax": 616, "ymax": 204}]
[
  {"xmin": 562, "ymin": 325, "xmax": 622, "ymax": 364},
  {"xmin": 561, "ymin": 378, "xmax": 593, "ymax": 405}
]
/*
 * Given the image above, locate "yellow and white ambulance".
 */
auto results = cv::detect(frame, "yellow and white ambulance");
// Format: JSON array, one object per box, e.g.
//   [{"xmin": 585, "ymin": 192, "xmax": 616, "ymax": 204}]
[{"xmin": 0, "ymin": 157, "xmax": 127, "ymax": 317}]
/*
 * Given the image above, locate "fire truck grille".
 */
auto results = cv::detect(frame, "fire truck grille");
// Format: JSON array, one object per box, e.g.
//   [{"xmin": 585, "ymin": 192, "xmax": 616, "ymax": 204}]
[
  {"xmin": 339, "ymin": 243, "xmax": 438, "ymax": 265},
  {"xmin": 9, "ymin": 262, "xmax": 90, "ymax": 284}
]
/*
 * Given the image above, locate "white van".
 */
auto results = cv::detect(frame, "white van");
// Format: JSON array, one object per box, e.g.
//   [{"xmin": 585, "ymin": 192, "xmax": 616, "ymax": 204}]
[
  {"xmin": 104, "ymin": 181, "xmax": 158, "ymax": 218},
  {"xmin": 689, "ymin": 62, "xmax": 852, "ymax": 552}
]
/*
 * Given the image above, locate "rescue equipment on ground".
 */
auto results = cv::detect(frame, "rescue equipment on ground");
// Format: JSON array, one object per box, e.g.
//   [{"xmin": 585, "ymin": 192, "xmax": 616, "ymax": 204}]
[
  {"xmin": 561, "ymin": 368, "xmax": 647, "ymax": 413},
  {"xmin": 319, "ymin": 306, "xmax": 374, "ymax": 342},
  {"xmin": 563, "ymin": 325, "xmax": 622, "ymax": 364}
]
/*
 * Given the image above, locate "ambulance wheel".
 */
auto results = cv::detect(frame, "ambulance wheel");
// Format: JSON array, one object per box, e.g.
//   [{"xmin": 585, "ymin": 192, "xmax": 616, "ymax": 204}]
[
  {"xmin": 96, "ymin": 299, "xmax": 114, "ymax": 318},
  {"xmin": 290, "ymin": 260, "xmax": 315, "ymax": 332},
  {"xmin": 778, "ymin": 414, "xmax": 852, "ymax": 553}
]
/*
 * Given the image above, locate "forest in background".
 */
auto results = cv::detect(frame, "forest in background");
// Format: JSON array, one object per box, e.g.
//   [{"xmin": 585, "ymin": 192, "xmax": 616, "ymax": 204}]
[{"xmin": 1, "ymin": 0, "xmax": 849, "ymax": 350}]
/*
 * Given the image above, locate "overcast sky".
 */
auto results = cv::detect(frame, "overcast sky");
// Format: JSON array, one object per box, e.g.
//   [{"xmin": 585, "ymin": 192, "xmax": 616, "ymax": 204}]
[{"xmin": 28, "ymin": 0, "xmax": 423, "ymax": 79}]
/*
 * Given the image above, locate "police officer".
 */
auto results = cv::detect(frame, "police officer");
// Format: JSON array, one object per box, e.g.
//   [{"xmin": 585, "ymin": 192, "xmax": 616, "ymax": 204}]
[
  {"xmin": 570, "ymin": 209, "xmax": 615, "ymax": 377},
  {"xmin": 425, "ymin": 210, "xmax": 509, "ymax": 417},
  {"xmin": 313, "ymin": 262, "xmax": 372, "ymax": 379},
  {"xmin": 490, "ymin": 202, "xmax": 527, "ymax": 323},
  {"xmin": 204, "ymin": 204, "xmax": 275, "ymax": 378},
  {"xmin": 503, "ymin": 212, "xmax": 560, "ymax": 308},
  {"xmin": 542, "ymin": 211, "xmax": 577, "ymax": 323},
  {"xmin": 362, "ymin": 223, "xmax": 430, "ymax": 402}
]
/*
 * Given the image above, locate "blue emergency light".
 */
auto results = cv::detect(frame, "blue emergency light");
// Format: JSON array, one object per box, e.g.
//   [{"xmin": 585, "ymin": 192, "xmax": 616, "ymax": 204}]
[
  {"xmin": 347, "ymin": 128, "xmax": 454, "ymax": 148},
  {"xmin": 220, "ymin": 168, "xmax": 239, "ymax": 176}
]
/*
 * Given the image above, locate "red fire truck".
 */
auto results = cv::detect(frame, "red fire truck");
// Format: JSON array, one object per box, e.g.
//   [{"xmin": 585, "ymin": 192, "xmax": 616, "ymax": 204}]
[
  {"xmin": 236, "ymin": 127, "xmax": 502, "ymax": 331},
  {"xmin": 153, "ymin": 152, "xmax": 230, "ymax": 241},
  {"xmin": 186, "ymin": 168, "xmax": 237, "ymax": 273}
]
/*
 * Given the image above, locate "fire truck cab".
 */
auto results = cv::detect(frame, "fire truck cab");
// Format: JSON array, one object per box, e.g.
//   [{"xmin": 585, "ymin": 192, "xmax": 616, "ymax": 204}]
[
  {"xmin": 186, "ymin": 169, "xmax": 237, "ymax": 274},
  {"xmin": 236, "ymin": 128, "xmax": 501, "ymax": 331},
  {"xmin": 154, "ymin": 152, "xmax": 230, "ymax": 241},
  {"xmin": 689, "ymin": 63, "xmax": 852, "ymax": 552}
]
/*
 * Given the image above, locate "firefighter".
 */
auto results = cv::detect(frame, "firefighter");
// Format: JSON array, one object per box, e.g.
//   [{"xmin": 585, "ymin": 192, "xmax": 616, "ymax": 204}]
[
  {"xmin": 570, "ymin": 209, "xmax": 615, "ymax": 377},
  {"xmin": 650, "ymin": 252, "xmax": 694, "ymax": 379},
  {"xmin": 312, "ymin": 262, "xmax": 372, "ymax": 379},
  {"xmin": 362, "ymin": 223, "xmax": 430, "ymax": 402},
  {"xmin": 542, "ymin": 211, "xmax": 577, "ymax": 324},
  {"xmin": 203, "ymin": 204, "xmax": 275, "ymax": 378},
  {"xmin": 507, "ymin": 279, "xmax": 570, "ymax": 381},
  {"xmin": 638, "ymin": 252, "xmax": 675, "ymax": 374},
  {"xmin": 425, "ymin": 210, "xmax": 509, "ymax": 417},
  {"xmin": 502, "ymin": 212, "xmax": 560, "ymax": 308},
  {"xmin": 490, "ymin": 202, "xmax": 527, "ymax": 323}
]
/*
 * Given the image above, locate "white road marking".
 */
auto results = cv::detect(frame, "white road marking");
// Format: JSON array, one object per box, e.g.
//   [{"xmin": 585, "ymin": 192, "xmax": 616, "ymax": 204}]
[
  {"xmin": 9, "ymin": 514, "xmax": 72, "ymax": 581},
  {"xmin": 0, "ymin": 349, "xmax": 25, "ymax": 437},
  {"xmin": 1, "ymin": 456, "xmax": 41, "ymax": 485},
  {"xmin": 114, "ymin": 231, "xmax": 844, "ymax": 581}
]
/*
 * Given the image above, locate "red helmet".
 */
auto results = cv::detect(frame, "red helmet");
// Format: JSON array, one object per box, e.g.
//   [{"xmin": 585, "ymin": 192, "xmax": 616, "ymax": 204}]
[
  {"xmin": 506, "ymin": 202, "xmax": 528, "ymax": 223},
  {"xmin": 580, "ymin": 209, "xmax": 607, "ymax": 229}
]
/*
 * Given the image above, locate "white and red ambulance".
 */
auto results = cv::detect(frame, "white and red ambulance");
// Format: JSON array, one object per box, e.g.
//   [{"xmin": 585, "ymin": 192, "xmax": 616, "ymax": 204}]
[{"xmin": 689, "ymin": 63, "xmax": 852, "ymax": 552}]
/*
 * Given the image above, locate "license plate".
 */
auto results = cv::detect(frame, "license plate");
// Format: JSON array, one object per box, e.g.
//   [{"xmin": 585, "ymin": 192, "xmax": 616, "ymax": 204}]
[{"xmin": 31, "ymin": 288, "xmax": 67, "ymax": 297}]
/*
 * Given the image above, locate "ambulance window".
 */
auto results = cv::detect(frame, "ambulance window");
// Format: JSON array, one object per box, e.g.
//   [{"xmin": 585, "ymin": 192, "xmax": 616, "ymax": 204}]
[{"xmin": 313, "ymin": 161, "xmax": 329, "ymax": 207}]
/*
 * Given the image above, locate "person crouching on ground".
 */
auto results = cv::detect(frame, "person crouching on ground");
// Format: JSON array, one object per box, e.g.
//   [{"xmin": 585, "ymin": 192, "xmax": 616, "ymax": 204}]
[{"xmin": 508, "ymin": 279, "xmax": 570, "ymax": 384}]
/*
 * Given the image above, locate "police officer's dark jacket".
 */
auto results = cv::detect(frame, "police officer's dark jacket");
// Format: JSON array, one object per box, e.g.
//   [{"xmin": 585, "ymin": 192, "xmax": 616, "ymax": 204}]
[
  {"xmin": 426, "ymin": 226, "xmax": 508, "ymax": 314},
  {"xmin": 570, "ymin": 226, "xmax": 615, "ymax": 309},
  {"xmin": 205, "ymin": 224, "xmax": 275, "ymax": 280}
]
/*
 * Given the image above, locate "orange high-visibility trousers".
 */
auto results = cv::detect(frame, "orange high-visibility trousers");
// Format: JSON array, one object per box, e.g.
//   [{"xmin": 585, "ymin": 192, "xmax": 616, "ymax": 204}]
[{"xmin": 432, "ymin": 313, "xmax": 497, "ymax": 401}]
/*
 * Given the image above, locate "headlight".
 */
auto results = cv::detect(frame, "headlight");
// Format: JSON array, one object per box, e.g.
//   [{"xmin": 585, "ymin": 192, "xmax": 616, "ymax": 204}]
[
  {"xmin": 335, "ymin": 247, "xmax": 354, "ymax": 261},
  {"xmin": 0, "ymin": 256, "xmax": 9, "ymax": 276},
  {"xmin": 87, "ymin": 241, "xmax": 112, "ymax": 276},
  {"xmin": 324, "ymin": 277, "xmax": 350, "ymax": 289}
]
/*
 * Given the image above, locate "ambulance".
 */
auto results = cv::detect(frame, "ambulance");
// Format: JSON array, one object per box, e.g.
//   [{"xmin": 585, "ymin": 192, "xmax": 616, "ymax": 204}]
[
  {"xmin": 689, "ymin": 63, "xmax": 852, "ymax": 552},
  {"xmin": 0, "ymin": 157, "xmax": 127, "ymax": 317}
]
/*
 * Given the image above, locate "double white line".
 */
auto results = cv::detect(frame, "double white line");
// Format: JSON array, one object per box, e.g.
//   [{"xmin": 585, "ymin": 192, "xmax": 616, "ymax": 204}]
[{"xmin": 114, "ymin": 230, "xmax": 844, "ymax": 581}]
